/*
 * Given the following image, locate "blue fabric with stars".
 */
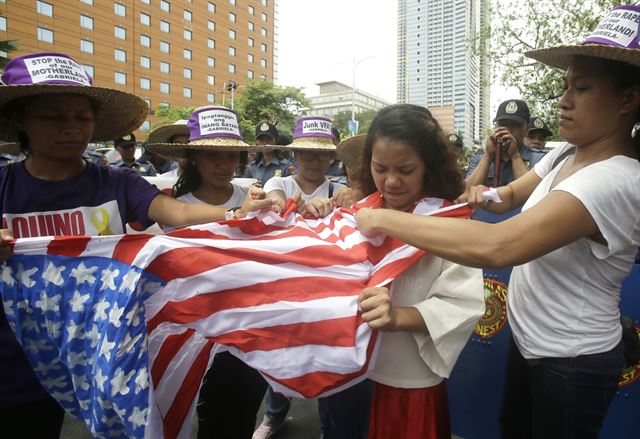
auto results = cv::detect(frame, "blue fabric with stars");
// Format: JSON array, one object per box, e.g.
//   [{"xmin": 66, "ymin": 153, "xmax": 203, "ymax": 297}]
[{"xmin": 0, "ymin": 254, "xmax": 165, "ymax": 439}]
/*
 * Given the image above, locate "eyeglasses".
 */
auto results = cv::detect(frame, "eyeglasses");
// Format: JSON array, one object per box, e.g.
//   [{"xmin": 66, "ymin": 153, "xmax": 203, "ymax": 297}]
[{"xmin": 297, "ymin": 151, "xmax": 333, "ymax": 162}]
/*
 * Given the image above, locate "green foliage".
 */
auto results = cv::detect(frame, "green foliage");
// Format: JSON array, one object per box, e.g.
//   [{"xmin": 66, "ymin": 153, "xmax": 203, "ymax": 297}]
[
  {"xmin": 234, "ymin": 80, "xmax": 310, "ymax": 143},
  {"xmin": 490, "ymin": 0, "xmax": 632, "ymax": 140},
  {"xmin": 331, "ymin": 109, "xmax": 378, "ymax": 138},
  {"xmin": 151, "ymin": 106, "xmax": 195, "ymax": 131},
  {"xmin": 0, "ymin": 40, "xmax": 18, "ymax": 69}
]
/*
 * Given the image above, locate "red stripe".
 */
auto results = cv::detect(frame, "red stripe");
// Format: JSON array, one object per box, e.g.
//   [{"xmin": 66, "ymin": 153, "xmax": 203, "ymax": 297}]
[
  {"xmin": 163, "ymin": 340, "xmax": 214, "ymax": 439},
  {"xmin": 150, "ymin": 328, "xmax": 195, "ymax": 388},
  {"xmin": 368, "ymin": 253, "xmax": 426, "ymax": 287},
  {"xmin": 208, "ymin": 316, "xmax": 363, "ymax": 352},
  {"xmin": 264, "ymin": 330, "xmax": 379, "ymax": 398},
  {"xmin": 111, "ymin": 233, "xmax": 154, "ymax": 265},
  {"xmin": 47, "ymin": 236, "xmax": 90, "ymax": 256},
  {"xmin": 147, "ymin": 276, "xmax": 365, "ymax": 332}
]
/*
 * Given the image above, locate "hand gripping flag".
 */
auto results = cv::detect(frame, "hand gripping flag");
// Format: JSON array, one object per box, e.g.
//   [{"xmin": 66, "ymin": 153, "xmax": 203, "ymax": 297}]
[{"xmin": 0, "ymin": 193, "xmax": 471, "ymax": 439}]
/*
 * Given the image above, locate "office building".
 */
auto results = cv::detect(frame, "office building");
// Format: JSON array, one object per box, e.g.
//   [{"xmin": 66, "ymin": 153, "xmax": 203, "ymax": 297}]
[{"xmin": 307, "ymin": 80, "xmax": 390, "ymax": 118}]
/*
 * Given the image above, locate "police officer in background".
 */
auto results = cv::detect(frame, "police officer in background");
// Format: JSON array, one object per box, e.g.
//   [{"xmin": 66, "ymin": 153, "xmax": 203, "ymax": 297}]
[
  {"xmin": 326, "ymin": 127, "xmax": 346, "ymax": 183},
  {"xmin": 466, "ymin": 99, "xmax": 544, "ymax": 187},
  {"xmin": 110, "ymin": 133, "xmax": 157, "ymax": 176},
  {"xmin": 245, "ymin": 121, "xmax": 292, "ymax": 185},
  {"xmin": 524, "ymin": 116, "xmax": 553, "ymax": 152}
]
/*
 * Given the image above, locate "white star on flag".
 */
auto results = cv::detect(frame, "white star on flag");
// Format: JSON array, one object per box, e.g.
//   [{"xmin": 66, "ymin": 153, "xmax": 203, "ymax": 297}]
[
  {"xmin": 70, "ymin": 262, "xmax": 98, "ymax": 285},
  {"xmin": 43, "ymin": 261, "xmax": 65, "ymax": 286}
]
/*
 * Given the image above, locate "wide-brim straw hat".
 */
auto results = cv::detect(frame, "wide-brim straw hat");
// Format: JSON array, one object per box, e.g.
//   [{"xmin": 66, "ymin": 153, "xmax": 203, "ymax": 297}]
[
  {"xmin": 0, "ymin": 53, "xmax": 148, "ymax": 142},
  {"xmin": 146, "ymin": 106, "xmax": 257, "ymax": 159},
  {"xmin": 147, "ymin": 120, "xmax": 189, "ymax": 145},
  {"xmin": 336, "ymin": 134, "xmax": 366, "ymax": 170},
  {"xmin": 526, "ymin": 6, "xmax": 640, "ymax": 70},
  {"xmin": 0, "ymin": 141, "xmax": 21, "ymax": 156},
  {"xmin": 277, "ymin": 115, "xmax": 337, "ymax": 152}
]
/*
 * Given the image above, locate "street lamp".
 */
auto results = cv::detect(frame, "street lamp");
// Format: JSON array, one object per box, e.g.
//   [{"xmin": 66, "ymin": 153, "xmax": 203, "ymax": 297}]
[{"xmin": 351, "ymin": 56, "xmax": 375, "ymax": 136}]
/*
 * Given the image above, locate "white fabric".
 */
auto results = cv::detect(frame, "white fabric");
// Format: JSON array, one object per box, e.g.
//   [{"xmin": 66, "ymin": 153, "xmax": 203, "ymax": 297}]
[
  {"xmin": 264, "ymin": 175, "xmax": 346, "ymax": 202},
  {"xmin": 509, "ymin": 143, "xmax": 640, "ymax": 359},
  {"xmin": 368, "ymin": 255, "xmax": 484, "ymax": 388},
  {"xmin": 176, "ymin": 183, "xmax": 248, "ymax": 209}
]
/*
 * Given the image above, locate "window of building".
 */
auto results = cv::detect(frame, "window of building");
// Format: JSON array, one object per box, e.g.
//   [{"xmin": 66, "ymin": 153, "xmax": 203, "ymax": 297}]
[
  {"xmin": 184, "ymin": 10, "xmax": 192, "ymax": 21},
  {"xmin": 140, "ymin": 34, "xmax": 150, "ymax": 47},
  {"xmin": 160, "ymin": 0, "xmax": 170, "ymax": 12},
  {"xmin": 140, "ymin": 13, "xmax": 150, "ymax": 26},
  {"xmin": 260, "ymin": 58, "xmax": 267, "ymax": 68},
  {"xmin": 247, "ymin": 53, "xmax": 254, "ymax": 63},
  {"xmin": 229, "ymin": 63, "xmax": 236, "ymax": 73},
  {"xmin": 160, "ymin": 61, "xmax": 170, "ymax": 73},
  {"xmin": 208, "ymin": 2, "xmax": 216, "ymax": 13},
  {"xmin": 261, "ymin": 0, "xmax": 267, "ymax": 5},
  {"xmin": 81, "ymin": 0, "xmax": 93, "ymax": 4},
  {"xmin": 207, "ymin": 57, "xmax": 215, "ymax": 67},
  {"xmin": 114, "ymin": 72, "xmax": 126, "ymax": 85},
  {"xmin": 261, "ymin": 12, "xmax": 267, "ymax": 22},
  {"xmin": 260, "ymin": 74, "xmax": 267, "ymax": 80},
  {"xmin": 183, "ymin": 87, "xmax": 192, "ymax": 98},
  {"xmin": 160, "ymin": 20, "xmax": 170, "ymax": 32},
  {"xmin": 260, "ymin": 43, "xmax": 267, "ymax": 52},
  {"xmin": 248, "ymin": 37, "xmax": 254, "ymax": 47},
  {"xmin": 114, "ymin": 2, "xmax": 126, "ymax": 17},
  {"xmin": 80, "ymin": 15, "xmax": 93, "ymax": 30},
  {"xmin": 248, "ymin": 5, "xmax": 254, "ymax": 14},
  {"xmin": 184, "ymin": 29, "xmax": 192, "ymax": 40},
  {"xmin": 248, "ymin": 21, "xmax": 254, "ymax": 31},
  {"xmin": 228, "ymin": 29, "xmax": 236, "ymax": 39},
  {"xmin": 229, "ymin": 0, "xmax": 236, "ymax": 5},
  {"xmin": 144, "ymin": 99, "xmax": 151, "ymax": 109},
  {"xmin": 115, "ymin": 26, "xmax": 126, "ymax": 39},
  {"xmin": 141, "ymin": 0, "xmax": 150, "ymax": 4},
  {"xmin": 183, "ymin": 67, "xmax": 192, "ymax": 79},
  {"xmin": 261, "ymin": 27, "xmax": 267, "ymax": 37},
  {"xmin": 229, "ymin": 12, "xmax": 236, "ymax": 22},
  {"xmin": 80, "ymin": 39, "xmax": 94, "ymax": 54},
  {"xmin": 207, "ymin": 38, "xmax": 215, "ymax": 49},
  {"xmin": 37, "ymin": 27, "xmax": 53, "ymax": 43},
  {"xmin": 140, "ymin": 56, "xmax": 150, "ymax": 69},
  {"xmin": 36, "ymin": 1, "xmax": 53, "ymax": 17},
  {"xmin": 228, "ymin": 46, "xmax": 236, "ymax": 56},
  {"xmin": 141, "ymin": 120, "xmax": 150, "ymax": 132},
  {"xmin": 183, "ymin": 48, "xmax": 192, "ymax": 60},
  {"xmin": 207, "ymin": 74, "xmax": 214, "ymax": 85},
  {"xmin": 247, "ymin": 70, "xmax": 254, "ymax": 79},
  {"xmin": 160, "ymin": 41, "xmax": 170, "ymax": 53},
  {"xmin": 208, "ymin": 20, "xmax": 216, "ymax": 31},
  {"xmin": 82, "ymin": 64, "xmax": 94, "ymax": 77},
  {"xmin": 140, "ymin": 77, "xmax": 150, "ymax": 90},
  {"xmin": 207, "ymin": 93, "xmax": 214, "ymax": 104},
  {"xmin": 114, "ymin": 49, "xmax": 126, "ymax": 62},
  {"xmin": 160, "ymin": 82, "xmax": 170, "ymax": 93}
]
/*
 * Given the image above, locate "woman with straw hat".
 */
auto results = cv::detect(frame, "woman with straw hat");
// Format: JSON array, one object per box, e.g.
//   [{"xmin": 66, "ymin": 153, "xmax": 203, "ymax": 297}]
[
  {"xmin": 356, "ymin": 5, "xmax": 640, "ymax": 438},
  {"xmin": 0, "ymin": 52, "xmax": 274, "ymax": 437},
  {"xmin": 143, "ymin": 119, "xmax": 190, "ymax": 176}
]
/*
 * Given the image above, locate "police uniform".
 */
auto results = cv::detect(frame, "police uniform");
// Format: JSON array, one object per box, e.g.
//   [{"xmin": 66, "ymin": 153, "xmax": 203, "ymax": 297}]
[
  {"xmin": 139, "ymin": 152, "xmax": 179, "ymax": 174},
  {"xmin": 245, "ymin": 156, "xmax": 291, "ymax": 185},
  {"xmin": 83, "ymin": 149, "xmax": 109, "ymax": 168},
  {"xmin": 466, "ymin": 143, "xmax": 548, "ymax": 187},
  {"xmin": 110, "ymin": 159, "xmax": 157, "ymax": 176}
]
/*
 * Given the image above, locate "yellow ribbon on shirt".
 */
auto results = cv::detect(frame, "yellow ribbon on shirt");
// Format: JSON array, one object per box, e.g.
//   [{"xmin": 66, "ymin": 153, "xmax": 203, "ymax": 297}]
[{"xmin": 90, "ymin": 208, "xmax": 113, "ymax": 236}]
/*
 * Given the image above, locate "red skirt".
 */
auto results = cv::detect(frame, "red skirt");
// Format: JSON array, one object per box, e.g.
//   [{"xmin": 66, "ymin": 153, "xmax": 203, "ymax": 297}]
[{"xmin": 368, "ymin": 381, "xmax": 451, "ymax": 439}]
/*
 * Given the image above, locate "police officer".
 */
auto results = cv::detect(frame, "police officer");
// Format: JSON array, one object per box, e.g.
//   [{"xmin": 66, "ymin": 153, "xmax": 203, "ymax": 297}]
[
  {"xmin": 524, "ymin": 116, "xmax": 553, "ymax": 151},
  {"xmin": 326, "ymin": 127, "xmax": 346, "ymax": 184},
  {"xmin": 244, "ymin": 121, "xmax": 292, "ymax": 185},
  {"xmin": 110, "ymin": 133, "xmax": 157, "ymax": 176},
  {"xmin": 466, "ymin": 99, "xmax": 545, "ymax": 187},
  {"xmin": 83, "ymin": 148, "xmax": 109, "ymax": 167}
]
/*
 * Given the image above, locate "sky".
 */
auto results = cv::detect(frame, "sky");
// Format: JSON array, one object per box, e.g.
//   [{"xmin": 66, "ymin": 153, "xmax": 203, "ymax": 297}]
[{"xmin": 275, "ymin": 0, "xmax": 518, "ymax": 114}]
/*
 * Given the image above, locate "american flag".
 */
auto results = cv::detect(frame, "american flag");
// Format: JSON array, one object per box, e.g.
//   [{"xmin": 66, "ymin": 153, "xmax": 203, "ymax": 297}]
[{"xmin": 1, "ymin": 194, "xmax": 471, "ymax": 439}]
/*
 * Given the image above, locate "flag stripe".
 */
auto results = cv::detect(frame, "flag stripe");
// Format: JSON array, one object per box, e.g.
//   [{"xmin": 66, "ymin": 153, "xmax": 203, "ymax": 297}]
[{"xmin": 151, "ymin": 328, "xmax": 195, "ymax": 388}]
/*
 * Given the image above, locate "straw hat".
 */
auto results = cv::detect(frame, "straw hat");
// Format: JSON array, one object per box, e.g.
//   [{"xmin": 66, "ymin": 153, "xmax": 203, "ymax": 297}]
[
  {"xmin": 277, "ymin": 116, "xmax": 337, "ymax": 151},
  {"xmin": 336, "ymin": 134, "xmax": 366, "ymax": 171},
  {"xmin": 145, "ymin": 106, "xmax": 257, "ymax": 159},
  {"xmin": 0, "ymin": 52, "xmax": 149, "ymax": 142},
  {"xmin": 0, "ymin": 141, "xmax": 20, "ymax": 156},
  {"xmin": 526, "ymin": 5, "xmax": 640, "ymax": 70},
  {"xmin": 147, "ymin": 120, "xmax": 189, "ymax": 144}
]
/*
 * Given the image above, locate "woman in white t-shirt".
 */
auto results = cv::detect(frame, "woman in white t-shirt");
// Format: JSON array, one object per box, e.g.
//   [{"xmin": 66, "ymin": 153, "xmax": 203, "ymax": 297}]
[{"xmin": 355, "ymin": 6, "xmax": 640, "ymax": 439}]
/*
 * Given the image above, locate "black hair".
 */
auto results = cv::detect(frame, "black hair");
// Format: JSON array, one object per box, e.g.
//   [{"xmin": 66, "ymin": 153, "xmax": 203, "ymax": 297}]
[
  {"xmin": 1, "ymin": 93, "xmax": 100, "ymax": 157},
  {"xmin": 173, "ymin": 149, "xmax": 248, "ymax": 198},
  {"xmin": 360, "ymin": 104, "xmax": 465, "ymax": 201}
]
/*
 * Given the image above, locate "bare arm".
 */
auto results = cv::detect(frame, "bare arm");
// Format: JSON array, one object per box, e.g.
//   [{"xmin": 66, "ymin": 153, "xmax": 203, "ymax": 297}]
[
  {"xmin": 462, "ymin": 168, "xmax": 542, "ymax": 214},
  {"xmin": 510, "ymin": 153, "xmax": 530, "ymax": 180},
  {"xmin": 356, "ymin": 190, "xmax": 598, "ymax": 269}
]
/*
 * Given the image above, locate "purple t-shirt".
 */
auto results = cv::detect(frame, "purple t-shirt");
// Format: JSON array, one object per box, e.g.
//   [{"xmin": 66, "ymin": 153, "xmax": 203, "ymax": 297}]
[{"xmin": 0, "ymin": 161, "xmax": 161, "ymax": 407}]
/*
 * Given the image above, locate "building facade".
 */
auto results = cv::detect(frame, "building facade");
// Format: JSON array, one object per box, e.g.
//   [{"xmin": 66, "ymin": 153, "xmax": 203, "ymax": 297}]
[
  {"xmin": 307, "ymin": 81, "xmax": 390, "ymax": 118},
  {"xmin": 397, "ymin": 0, "xmax": 489, "ymax": 147},
  {"xmin": 0, "ymin": 0, "xmax": 276, "ymax": 137}
]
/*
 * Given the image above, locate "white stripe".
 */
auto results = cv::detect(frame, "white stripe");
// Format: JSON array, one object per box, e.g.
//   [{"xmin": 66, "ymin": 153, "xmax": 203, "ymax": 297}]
[{"xmin": 13, "ymin": 236, "xmax": 54, "ymax": 255}]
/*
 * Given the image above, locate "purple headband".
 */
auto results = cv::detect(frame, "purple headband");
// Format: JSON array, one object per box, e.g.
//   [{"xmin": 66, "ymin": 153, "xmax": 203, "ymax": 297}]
[
  {"xmin": 294, "ymin": 116, "xmax": 333, "ymax": 139},
  {"xmin": 582, "ymin": 5, "xmax": 640, "ymax": 48},
  {"xmin": 1, "ymin": 52, "xmax": 92, "ymax": 86},
  {"xmin": 187, "ymin": 107, "xmax": 244, "ymax": 141}
]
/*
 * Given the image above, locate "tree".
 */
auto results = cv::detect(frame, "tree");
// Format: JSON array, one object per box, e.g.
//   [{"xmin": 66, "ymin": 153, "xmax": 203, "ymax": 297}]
[
  {"xmin": 150, "ymin": 106, "xmax": 194, "ymax": 131},
  {"xmin": 489, "ymin": 0, "xmax": 628, "ymax": 139},
  {"xmin": 331, "ymin": 109, "xmax": 378, "ymax": 139},
  {"xmin": 233, "ymin": 80, "xmax": 310, "ymax": 143}
]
